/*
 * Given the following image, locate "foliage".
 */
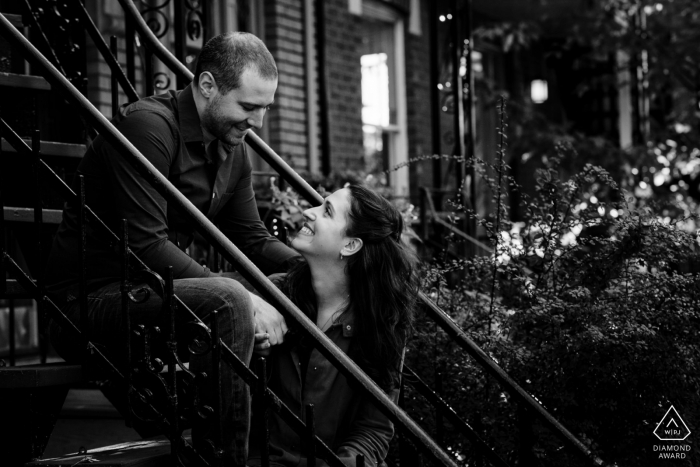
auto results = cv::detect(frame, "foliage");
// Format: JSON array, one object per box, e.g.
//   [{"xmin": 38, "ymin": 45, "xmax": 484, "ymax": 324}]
[{"xmin": 402, "ymin": 140, "xmax": 700, "ymax": 466}]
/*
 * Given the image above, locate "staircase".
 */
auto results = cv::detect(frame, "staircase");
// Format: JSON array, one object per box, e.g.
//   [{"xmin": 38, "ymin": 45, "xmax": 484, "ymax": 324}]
[{"xmin": 0, "ymin": 2, "xmax": 606, "ymax": 467}]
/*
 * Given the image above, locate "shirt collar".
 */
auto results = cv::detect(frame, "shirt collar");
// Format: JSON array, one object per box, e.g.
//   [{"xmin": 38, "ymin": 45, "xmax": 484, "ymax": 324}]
[
  {"xmin": 333, "ymin": 311, "xmax": 355, "ymax": 337},
  {"xmin": 177, "ymin": 84, "xmax": 204, "ymax": 143}
]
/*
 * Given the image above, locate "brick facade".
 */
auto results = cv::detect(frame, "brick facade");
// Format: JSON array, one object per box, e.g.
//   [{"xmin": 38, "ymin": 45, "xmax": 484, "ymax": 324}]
[
  {"xmin": 263, "ymin": 0, "xmax": 310, "ymax": 171},
  {"xmin": 405, "ymin": 0, "xmax": 434, "ymax": 204},
  {"xmin": 323, "ymin": 0, "xmax": 365, "ymax": 172}
]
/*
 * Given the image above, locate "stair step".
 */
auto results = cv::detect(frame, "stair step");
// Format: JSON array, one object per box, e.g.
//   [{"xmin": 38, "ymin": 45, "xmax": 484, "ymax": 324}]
[
  {"xmin": 0, "ymin": 363, "xmax": 83, "ymax": 389},
  {"xmin": 27, "ymin": 438, "xmax": 174, "ymax": 466},
  {"xmin": 3, "ymin": 13, "xmax": 24, "ymax": 28},
  {"xmin": 2, "ymin": 138, "xmax": 85, "ymax": 158},
  {"xmin": 4, "ymin": 206, "xmax": 63, "ymax": 224},
  {"xmin": 0, "ymin": 279, "xmax": 33, "ymax": 299},
  {"xmin": 0, "ymin": 72, "xmax": 50, "ymax": 91}
]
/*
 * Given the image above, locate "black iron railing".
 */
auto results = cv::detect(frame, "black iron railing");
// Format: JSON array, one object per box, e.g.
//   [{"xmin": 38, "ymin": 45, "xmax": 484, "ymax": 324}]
[
  {"xmin": 0, "ymin": 10, "xmax": 459, "ymax": 467},
  {"xmin": 0, "ymin": 1, "xmax": 609, "ymax": 465},
  {"xmin": 112, "ymin": 3, "xmax": 605, "ymax": 466}
]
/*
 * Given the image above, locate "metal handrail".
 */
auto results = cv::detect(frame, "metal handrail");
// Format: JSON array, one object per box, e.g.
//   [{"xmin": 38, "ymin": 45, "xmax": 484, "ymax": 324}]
[
  {"xmin": 0, "ymin": 12, "xmax": 457, "ymax": 467},
  {"xmin": 111, "ymin": 4, "xmax": 604, "ymax": 464}
]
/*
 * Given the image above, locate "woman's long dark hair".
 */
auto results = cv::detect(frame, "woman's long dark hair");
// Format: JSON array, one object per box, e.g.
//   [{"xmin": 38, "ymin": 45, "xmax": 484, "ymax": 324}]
[{"xmin": 283, "ymin": 184, "xmax": 418, "ymax": 389}]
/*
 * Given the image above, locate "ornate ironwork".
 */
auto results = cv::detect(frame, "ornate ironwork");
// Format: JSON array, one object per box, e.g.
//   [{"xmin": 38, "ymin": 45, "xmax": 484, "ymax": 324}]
[{"xmin": 141, "ymin": 3, "xmax": 171, "ymax": 39}]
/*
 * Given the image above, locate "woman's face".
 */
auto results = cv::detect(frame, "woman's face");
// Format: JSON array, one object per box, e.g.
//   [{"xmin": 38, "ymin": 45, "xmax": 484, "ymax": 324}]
[{"xmin": 291, "ymin": 188, "xmax": 354, "ymax": 261}]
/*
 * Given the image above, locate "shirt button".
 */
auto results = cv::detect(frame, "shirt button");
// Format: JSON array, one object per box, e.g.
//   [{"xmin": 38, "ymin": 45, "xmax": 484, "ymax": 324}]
[
  {"xmin": 346, "ymin": 325, "xmax": 351, "ymax": 330},
  {"xmin": 212, "ymin": 192, "xmax": 217, "ymax": 199}
]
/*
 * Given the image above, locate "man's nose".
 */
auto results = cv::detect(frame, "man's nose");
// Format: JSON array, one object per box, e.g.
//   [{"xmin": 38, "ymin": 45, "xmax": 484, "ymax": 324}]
[{"xmin": 247, "ymin": 108, "xmax": 266, "ymax": 130}]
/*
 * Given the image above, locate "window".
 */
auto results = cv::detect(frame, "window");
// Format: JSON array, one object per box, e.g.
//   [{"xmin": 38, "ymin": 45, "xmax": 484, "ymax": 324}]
[{"xmin": 359, "ymin": 2, "xmax": 408, "ymax": 197}]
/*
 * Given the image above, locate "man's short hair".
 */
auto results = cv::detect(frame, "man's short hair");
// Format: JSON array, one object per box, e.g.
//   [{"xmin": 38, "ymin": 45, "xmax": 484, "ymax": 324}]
[{"xmin": 194, "ymin": 32, "xmax": 277, "ymax": 95}]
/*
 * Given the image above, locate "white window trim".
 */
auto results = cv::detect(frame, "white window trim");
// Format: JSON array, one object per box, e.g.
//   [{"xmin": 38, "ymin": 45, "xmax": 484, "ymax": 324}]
[{"xmin": 360, "ymin": 1, "xmax": 409, "ymax": 198}]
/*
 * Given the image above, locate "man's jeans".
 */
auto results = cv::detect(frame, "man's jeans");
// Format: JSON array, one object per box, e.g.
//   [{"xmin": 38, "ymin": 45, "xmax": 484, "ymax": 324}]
[{"xmin": 49, "ymin": 275, "xmax": 255, "ymax": 465}]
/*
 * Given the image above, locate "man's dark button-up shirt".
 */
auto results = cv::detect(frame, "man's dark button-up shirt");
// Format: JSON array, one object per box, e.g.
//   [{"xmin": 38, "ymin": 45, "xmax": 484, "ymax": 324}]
[{"xmin": 45, "ymin": 84, "xmax": 298, "ymax": 300}]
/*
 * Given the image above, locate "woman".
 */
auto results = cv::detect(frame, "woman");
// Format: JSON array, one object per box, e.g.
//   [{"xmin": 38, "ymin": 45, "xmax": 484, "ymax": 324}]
[{"xmin": 248, "ymin": 184, "xmax": 418, "ymax": 467}]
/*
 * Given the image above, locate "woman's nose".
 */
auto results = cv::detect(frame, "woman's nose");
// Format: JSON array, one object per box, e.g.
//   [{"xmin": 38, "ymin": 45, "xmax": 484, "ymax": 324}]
[{"xmin": 303, "ymin": 209, "xmax": 316, "ymax": 220}]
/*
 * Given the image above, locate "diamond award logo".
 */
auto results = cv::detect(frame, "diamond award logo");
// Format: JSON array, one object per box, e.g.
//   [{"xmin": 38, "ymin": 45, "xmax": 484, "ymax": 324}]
[{"xmin": 654, "ymin": 406, "xmax": 691, "ymax": 441}]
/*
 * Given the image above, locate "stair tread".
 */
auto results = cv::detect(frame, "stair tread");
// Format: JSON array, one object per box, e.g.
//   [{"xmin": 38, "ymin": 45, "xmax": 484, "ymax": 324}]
[
  {"xmin": 0, "ymin": 71, "xmax": 50, "ymax": 91},
  {"xmin": 2, "ymin": 13, "xmax": 23, "ymax": 28},
  {"xmin": 27, "ymin": 438, "xmax": 173, "ymax": 466},
  {"xmin": 3, "ymin": 206, "xmax": 63, "ymax": 224},
  {"xmin": 2, "ymin": 138, "xmax": 85, "ymax": 158},
  {"xmin": 0, "ymin": 278, "xmax": 34, "ymax": 298},
  {"xmin": 0, "ymin": 363, "xmax": 83, "ymax": 388}
]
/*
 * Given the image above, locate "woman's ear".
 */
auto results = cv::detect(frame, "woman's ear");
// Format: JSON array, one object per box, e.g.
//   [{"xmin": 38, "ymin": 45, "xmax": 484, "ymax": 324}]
[{"xmin": 340, "ymin": 238, "xmax": 363, "ymax": 257}]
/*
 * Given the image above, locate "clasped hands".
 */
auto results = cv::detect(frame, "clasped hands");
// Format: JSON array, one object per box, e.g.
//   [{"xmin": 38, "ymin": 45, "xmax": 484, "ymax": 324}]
[{"xmin": 249, "ymin": 293, "xmax": 286, "ymax": 357}]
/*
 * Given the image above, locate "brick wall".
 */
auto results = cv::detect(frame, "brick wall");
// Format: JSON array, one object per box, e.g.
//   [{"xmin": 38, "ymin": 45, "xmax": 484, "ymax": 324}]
[
  {"xmin": 323, "ymin": 0, "xmax": 365, "ymax": 172},
  {"xmin": 263, "ymin": 0, "xmax": 309, "ymax": 171},
  {"xmin": 405, "ymin": 0, "xmax": 434, "ymax": 204}
]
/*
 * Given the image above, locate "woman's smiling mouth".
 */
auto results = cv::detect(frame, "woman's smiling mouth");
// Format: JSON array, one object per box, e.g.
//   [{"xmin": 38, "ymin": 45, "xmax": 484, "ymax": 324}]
[{"xmin": 299, "ymin": 223, "xmax": 314, "ymax": 235}]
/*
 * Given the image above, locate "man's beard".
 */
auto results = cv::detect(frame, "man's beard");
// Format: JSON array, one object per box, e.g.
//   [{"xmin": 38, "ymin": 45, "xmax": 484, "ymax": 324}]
[{"xmin": 201, "ymin": 96, "xmax": 246, "ymax": 148}]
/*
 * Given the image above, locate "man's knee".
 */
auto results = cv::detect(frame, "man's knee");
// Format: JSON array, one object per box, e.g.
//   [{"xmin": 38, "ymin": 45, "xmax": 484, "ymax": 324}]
[{"xmin": 207, "ymin": 277, "xmax": 254, "ymax": 322}]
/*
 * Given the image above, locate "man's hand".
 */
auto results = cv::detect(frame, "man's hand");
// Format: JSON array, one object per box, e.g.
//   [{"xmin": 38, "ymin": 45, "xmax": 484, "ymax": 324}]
[
  {"xmin": 254, "ymin": 332, "xmax": 271, "ymax": 357},
  {"xmin": 249, "ymin": 292, "xmax": 288, "ymax": 348}
]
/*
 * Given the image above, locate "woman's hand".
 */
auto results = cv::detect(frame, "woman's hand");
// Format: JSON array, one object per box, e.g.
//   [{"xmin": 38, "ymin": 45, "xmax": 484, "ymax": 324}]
[{"xmin": 254, "ymin": 331, "xmax": 271, "ymax": 357}]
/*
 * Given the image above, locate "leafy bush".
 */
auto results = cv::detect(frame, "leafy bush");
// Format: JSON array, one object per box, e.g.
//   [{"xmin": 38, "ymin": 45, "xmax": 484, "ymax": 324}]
[{"xmin": 402, "ymin": 139, "xmax": 700, "ymax": 466}]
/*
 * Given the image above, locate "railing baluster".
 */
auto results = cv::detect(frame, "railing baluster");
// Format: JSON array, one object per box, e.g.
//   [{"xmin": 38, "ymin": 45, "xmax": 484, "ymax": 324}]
[
  {"xmin": 78, "ymin": 175, "xmax": 88, "ymax": 341},
  {"xmin": 256, "ymin": 358, "xmax": 270, "ymax": 467},
  {"xmin": 435, "ymin": 370, "xmax": 444, "ymax": 447},
  {"xmin": 31, "ymin": 130, "xmax": 48, "ymax": 364},
  {"xmin": 125, "ymin": 13, "xmax": 136, "ymax": 94},
  {"xmin": 518, "ymin": 406, "xmax": 537, "ymax": 467},
  {"xmin": 120, "ymin": 219, "xmax": 133, "ymax": 428},
  {"xmin": 110, "ymin": 36, "xmax": 119, "ymax": 117},
  {"xmin": 165, "ymin": 267, "xmax": 179, "ymax": 463},
  {"xmin": 0, "ymin": 184, "xmax": 5, "ymax": 296},
  {"xmin": 145, "ymin": 49, "xmax": 154, "ymax": 97},
  {"xmin": 355, "ymin": 453, "xmax": 364, "ymax": 467},
  {"xmin": 306, "ymin": 404, "xmax": 316, "ymax": 467},
  {"xmin": 8, "ymin": 299, "xmax": 15, "ymax": 366},
  {"xmin": 211, "ymin": 310, "xmax": 223, "ymax": 466}
]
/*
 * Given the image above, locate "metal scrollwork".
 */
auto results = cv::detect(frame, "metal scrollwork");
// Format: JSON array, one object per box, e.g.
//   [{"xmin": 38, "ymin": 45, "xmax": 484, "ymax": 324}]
[
  {"xmin": 140, "ymin": 0, "xmax": 172, "ymax": 39},
  {"xmin": 186, "ymin": 10, "xmax": 203, "ymax": 42},
  {"xmin": 153, "ymin": 72, "xmax": 171, "ymax": 90},
  {"xmin": 128, "ymin": 286, "xmax": 151, "ymax": 304},
  {"xmin": 186, "ymin": 321, "xmax": 212, "ymax": 355}
]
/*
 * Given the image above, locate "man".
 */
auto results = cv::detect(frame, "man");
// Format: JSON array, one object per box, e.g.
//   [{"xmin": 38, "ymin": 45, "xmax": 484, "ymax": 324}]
[{"xmin": 45, "ymin": 32, "xmax": 298, "ymax": 464}]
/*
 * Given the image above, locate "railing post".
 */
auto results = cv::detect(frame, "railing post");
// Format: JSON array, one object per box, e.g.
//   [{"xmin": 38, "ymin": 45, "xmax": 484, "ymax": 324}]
[
  {"xmin": 8, "ymin": 299, "xmax": 15, "ymax": 366},
  {"xmin": 125, "ymin": 13, "xmax": 136, "ymax": 93},
  {"xmin": 144, "ymin": 49, "xmax": 154, "ymax": 97},
  {"xmin": 78, "ymin": 175, "xmax": 88, "ymax": 343},
  {"xmin": 31, "ymin": 130, "xmax": 48, "ymax": 364},
  {"xmin": 120, "ymin": 219, "xmax": 133, "ymax": 428},
  {"xmin": 420, "ymin": 187, "xmax": 429, "ymax": 242},
  {"xmin": 306, "ymin": 404, "xmax": 316, "ymax": 467},
  {"xmin": 435, "ymin": 369, "xmax": 444, "ymax": 447},
  {"xmin": 164, "ymin": 267, "xmax": 179, "ymax": 463},
  {"xmin": 518, "ymin": 406, "xmax": 537, "ymax": 467},
  {"xmin": 173, "ymin": 0, "xmax": 187, "ymax": 89},
  {"xmin": 256, "ymin": 358, "xmax": 270, "ymax": 467},
  {"xmin": 110, "ymin": 36, "xmax": 119, "ymax": 117},
  {"xmin": 211, "ymin": 310, "xmax": 224, "ymax": 466}
]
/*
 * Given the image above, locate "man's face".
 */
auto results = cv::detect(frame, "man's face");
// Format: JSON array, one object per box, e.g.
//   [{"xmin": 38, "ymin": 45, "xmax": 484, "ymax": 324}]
[{"xmin": 201, "ymin": 67, "xmax": 277, "ymax": 148}]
